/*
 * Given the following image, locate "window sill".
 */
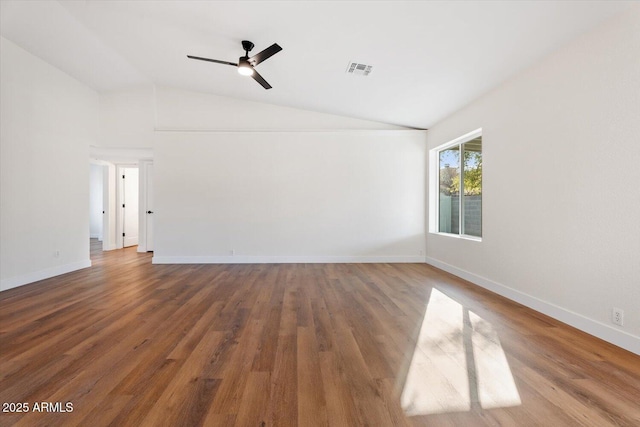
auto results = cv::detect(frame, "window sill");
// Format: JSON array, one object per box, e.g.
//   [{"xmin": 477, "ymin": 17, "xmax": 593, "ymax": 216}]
[{"xmin": 430, "ymin": 232, "xmax": 482, "ymax": 242}]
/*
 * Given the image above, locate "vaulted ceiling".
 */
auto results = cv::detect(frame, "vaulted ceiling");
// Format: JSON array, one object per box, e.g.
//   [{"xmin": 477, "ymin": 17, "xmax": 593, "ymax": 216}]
[{"xmin": 0, "ymin": 1, "xmax": 631, "ymax": 128}]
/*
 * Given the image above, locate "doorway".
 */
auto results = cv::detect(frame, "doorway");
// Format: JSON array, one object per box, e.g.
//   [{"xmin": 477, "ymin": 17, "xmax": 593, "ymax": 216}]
[{"xmin": 89, "ymin": 147, "xmax": 153, "ymax": 257}]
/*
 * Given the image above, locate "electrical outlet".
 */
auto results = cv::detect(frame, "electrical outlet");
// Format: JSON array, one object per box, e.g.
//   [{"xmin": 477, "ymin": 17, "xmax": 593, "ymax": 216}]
[
  {"xmin": 231, "ymin": 249, "xmax": 235, "ymax": 256},
  {"xmin": 54, "ymin": 250, "xmax": 60, "ymax": 258},
  {"xmin": 612, "ymin": 308, "xmax": 624, "ymax": 326}
]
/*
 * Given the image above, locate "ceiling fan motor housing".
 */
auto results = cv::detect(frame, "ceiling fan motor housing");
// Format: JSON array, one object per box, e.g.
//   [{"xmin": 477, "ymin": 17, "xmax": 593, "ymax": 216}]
[{"xmin": 242, "ymin": 40, "xmax": 255, "ymax": 53}]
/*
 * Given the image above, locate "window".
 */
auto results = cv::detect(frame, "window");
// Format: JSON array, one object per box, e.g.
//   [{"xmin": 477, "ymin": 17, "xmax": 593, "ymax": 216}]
[{"xmin": 433, "ymin": 130, "xmax": 482, "ymax": 239}]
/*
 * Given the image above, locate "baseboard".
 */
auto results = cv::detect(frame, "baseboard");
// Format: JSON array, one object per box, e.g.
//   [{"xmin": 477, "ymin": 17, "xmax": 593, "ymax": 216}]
[
  {"xmin": 152, "ymin": 255, "xmax": 427, "ymax": 264},
  {"xmin": 425, "ymin": 256, "xmax": 640, "ymax": 355},
  {"xmin": 0, "ymin": 259, "xmax": 92, "ymax": 292}
]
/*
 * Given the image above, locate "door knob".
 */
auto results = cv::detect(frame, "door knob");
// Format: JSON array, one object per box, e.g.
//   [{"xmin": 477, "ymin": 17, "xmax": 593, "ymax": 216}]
[{"xmin": 147, "ymin": 211, "xmax": 154, "ymax": 214}]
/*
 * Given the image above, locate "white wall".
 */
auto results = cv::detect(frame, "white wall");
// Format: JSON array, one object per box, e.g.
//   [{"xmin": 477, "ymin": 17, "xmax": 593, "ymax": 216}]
[
  {"xmin": 153, "ymin": 130, "xmax": 426, "ymax": 263},
  {"xmin": 89, "ymin": 163, "xmax": 103, "ymax": 239},
  {"xmin": 96, "ymin": 85, "xmax": 424, "ymax": 263},
  {"xmin": 1, "ymin": 37, "xmax": 98, "ymax": 290},
  {"xmin": 425, "ymin": 7, "xmax": 640, "ymax": 354},
  {"xmin": 98, "ymin": 86, "xmax": 155, "ymax": 148},
  {"xmin": 96, "ymin": 85, "xmax": 407, "ymax": 150}
]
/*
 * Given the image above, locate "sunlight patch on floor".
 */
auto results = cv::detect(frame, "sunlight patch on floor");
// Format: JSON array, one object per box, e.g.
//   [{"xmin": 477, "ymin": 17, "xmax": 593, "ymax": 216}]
[
  {"xmin": 468, "ymin": 310, "xmax": 521, "ymax": 409},
  {"xmin": 400, "ymin": 288, "xmax": 521, "ymax": 416}
]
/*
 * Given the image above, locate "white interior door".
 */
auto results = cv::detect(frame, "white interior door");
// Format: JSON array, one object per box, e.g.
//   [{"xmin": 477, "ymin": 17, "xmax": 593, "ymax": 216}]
[
  {"xmin": 146, "ymin": 164, "xmax": 154, "ymax": 251},
  {"xmin": 123, "ymin": 167, "xmax": 139, "ymax": 247}
]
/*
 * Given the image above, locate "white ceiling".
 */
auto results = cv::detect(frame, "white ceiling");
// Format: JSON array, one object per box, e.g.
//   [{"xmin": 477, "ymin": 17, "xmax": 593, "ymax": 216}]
[{"xmin": 0, "ymin": 1, "xmax": 632, "ymax": 128}]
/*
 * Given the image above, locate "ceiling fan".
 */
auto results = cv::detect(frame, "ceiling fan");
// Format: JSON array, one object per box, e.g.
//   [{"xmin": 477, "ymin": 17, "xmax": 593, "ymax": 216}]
[{"xmin": 187, "ymin": 40, "xmax": 282, "ymax": 90}]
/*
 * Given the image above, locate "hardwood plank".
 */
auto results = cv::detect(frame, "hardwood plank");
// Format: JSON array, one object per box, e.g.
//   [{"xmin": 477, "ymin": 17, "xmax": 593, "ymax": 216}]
[
  {"xmin": 108, "ymin": 359, "xmax": 183, "ymax": 427},
  {"xmin": 266, "ymin": 333, "xmax": 297, "ymax": 426},
  {"xmin": 76, "ymin": 394, "xmax": 132, "ymax": 427},
  {"xmin": 234, "ymin": 372, "xmax": 271, "ymax": 427},
  {"xmin": 206, "ymin": 318, "xmax": 262, "ymax": 416},
  {"xmin": 331, "ymin": 313, "xmax": 394, "ymax": 426},
  {"xmin": 318, "ymin": 351, "xmax": 360, "ymax": 426},
  {"xmin": 297, "ymin": 326, "xmax": 327, "ymax": 426},
  {"xmin": 139, "ymin": 330, "xmax": 225, "ymax": 427}
]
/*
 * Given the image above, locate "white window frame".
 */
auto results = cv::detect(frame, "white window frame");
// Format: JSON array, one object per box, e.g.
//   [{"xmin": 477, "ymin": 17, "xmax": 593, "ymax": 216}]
[{"xmin": 429, "ymin": 128, "xmax": 482, "ymax": 241}]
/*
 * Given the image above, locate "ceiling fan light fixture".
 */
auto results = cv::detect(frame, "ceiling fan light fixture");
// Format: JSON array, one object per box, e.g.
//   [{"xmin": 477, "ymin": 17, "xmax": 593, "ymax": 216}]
[
  {"xmin": 238, "ymin": 60, "xmax": 254, "ymax": 76},
  {"xmin": 238, "ymin": 64, "xmax": 254, "ymax": 76}
]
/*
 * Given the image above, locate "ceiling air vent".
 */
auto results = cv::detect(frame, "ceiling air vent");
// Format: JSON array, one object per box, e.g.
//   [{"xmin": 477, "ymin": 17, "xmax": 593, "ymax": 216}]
[{"xmin": 346, "ymin": 62, "xmax": 373, "ymax": 76}]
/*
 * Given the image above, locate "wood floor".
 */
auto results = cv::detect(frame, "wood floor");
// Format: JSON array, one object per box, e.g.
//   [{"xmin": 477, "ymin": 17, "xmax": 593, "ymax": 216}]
[{"xmin": 1, "ymin": 241, "xmax": 639, "ymax": 426}]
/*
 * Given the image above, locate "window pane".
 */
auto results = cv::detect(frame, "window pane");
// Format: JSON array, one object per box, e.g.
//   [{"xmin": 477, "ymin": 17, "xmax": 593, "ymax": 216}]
[
  {"xmin": 439, "ymin": 146, "xmax": 459, "ymax": 234},
  {"xmin": 462, "ymin": 137, "xmax": 482, "ymax": 237}
]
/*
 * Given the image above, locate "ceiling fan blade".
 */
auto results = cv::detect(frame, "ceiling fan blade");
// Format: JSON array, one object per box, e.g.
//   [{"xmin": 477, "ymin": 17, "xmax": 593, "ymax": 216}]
[
  {"xmin": 187, "ymin": 55, "xmax": 237, "ymax": 67},
  {"xmin": 249, "ymin": 43, "xmax": 282, "ymax": 66},
  {"xmin": 251, "ymin": 69, "xmax": 272, "ymax": 90}
]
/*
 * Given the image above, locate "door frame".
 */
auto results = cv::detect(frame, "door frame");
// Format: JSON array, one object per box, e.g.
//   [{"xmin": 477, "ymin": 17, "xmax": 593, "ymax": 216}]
[{"xmin": 138, "ymin": 160, "xmax": 154, "ymax": 253}]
